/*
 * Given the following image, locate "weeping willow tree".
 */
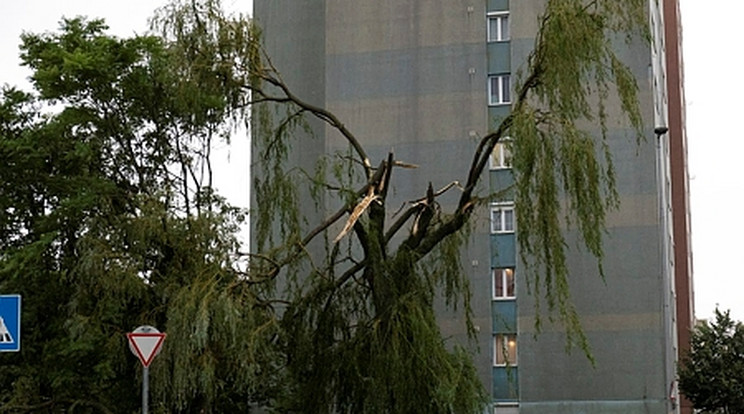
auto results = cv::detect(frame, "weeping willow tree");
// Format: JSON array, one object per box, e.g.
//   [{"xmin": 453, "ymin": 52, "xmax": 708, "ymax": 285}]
[
  {"xmin": 0, "ymin": 0, "xmax": 648, "ymax": 412},
  {"xmin": 151, "ymin": 0, "xmax": 648, "ymax": 412}
]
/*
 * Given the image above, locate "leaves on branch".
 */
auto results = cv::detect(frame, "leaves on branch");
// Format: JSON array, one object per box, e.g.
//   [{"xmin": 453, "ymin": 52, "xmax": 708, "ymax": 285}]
[
  {"xmin": 0, "ymin": 0, "xmax": 648, "ymax": 412},
  {"xmin": 679, "ymin": 309, "xmax": 744, "ymax": 414}
]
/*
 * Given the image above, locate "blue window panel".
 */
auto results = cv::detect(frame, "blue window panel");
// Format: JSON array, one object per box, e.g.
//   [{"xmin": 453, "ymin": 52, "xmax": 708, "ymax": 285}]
[
  {"xmin": 488, "ymin": 0, "xmax": 509, "ymax": 12},
  {"xmin": 488, "ymin": 42, "xmax": 511, "ymax": 74},
  {"xmin": 493, "ymin": 366, "xmax": 519, "ymax": 401},
  {"xmin": 492, "ymin": 301, "xmax": 517, "ymax": 332},
  {"xmin": 490, "ymin": 168, "xmax": 515, "ymax": 195},
  {"xmin": 491, "ymin": 234, "xmax": 516, "ymax": 268},
  {"xmin": 489, "ymin": 103, "xmax": 512, "ymax": 125}
]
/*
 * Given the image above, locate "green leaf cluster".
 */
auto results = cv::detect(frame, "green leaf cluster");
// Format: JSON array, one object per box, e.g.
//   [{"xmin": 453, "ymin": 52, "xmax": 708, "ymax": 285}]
[
  {"xmin": 510, "ymin": 0, "xmax": 646, "ymax": 357},
  {"xmin": 0, "ymin": 0, "xmax": 650, "ymax": 412},
  {"xmin": 0, "ymin": 16, "xmax": 267, "ymax": 413},
  {"xmin": 679, "ymin": 309, "xmax": 744, "ymax": 414}
]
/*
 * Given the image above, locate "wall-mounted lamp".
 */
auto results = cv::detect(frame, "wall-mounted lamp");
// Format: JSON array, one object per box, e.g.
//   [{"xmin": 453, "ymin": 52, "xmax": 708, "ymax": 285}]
[{"xmin": 654, "ymin": 126, "xmax": 669, "ymax": 136}]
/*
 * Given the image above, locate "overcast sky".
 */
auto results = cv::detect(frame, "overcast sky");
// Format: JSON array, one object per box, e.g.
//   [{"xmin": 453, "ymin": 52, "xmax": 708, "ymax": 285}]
[
  {"xmin": 0, "ymin": 0, "xmax": 251, "ymax": 246},
  {"xmin": 0, "ymin": 1, "xmax": 739, "ymax": 322},
  {"xmin": 680, "ymin": 0, "xmax": 744, "ymax": 322}
]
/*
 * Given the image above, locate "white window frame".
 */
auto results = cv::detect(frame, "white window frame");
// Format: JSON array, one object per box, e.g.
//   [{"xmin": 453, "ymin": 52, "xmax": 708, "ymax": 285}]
[
  {"xmin": 489, "ymin": 74, "xmax": 511, "ymax": 106},
  {"xmin": 493, "ymin": 334, "xmax": 518, "ymax": 366},
  {"xmin": 493, "ymin": 267, "xmax": 516, "ymax": 300},
  {"xmin": 493, "ymin": 403, "xmax": 519, "ymax": 414},
  {"xmin": 490, "ymin": 138, "xmax": 512, "ymax": 169},
  {"xmin": 487, "ymin": 12, "xmax": 510, "ymax": 42},
  {"xmin": 490, "ymin": 204, "xmax": 515, "ymax": 234}
]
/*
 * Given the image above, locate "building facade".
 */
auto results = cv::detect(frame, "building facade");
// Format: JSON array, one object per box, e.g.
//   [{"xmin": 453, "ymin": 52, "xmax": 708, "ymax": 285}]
[{"xmin": 253, "ymin": 1, "xmax": 693, "ymax": 413}]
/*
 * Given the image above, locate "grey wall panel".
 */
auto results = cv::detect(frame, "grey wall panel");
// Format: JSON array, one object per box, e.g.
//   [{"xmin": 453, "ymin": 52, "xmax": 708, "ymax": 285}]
[
  {"xmin": 516, "ymin": 224, "xmax": 668, "ymax": 405},
  {"xmin": 520, "ymin": 400, "xmax": 667, "ymax": 414},
  {"xmin": 326, "ymin": 44, "xmax": 486, "ymax": 102}
]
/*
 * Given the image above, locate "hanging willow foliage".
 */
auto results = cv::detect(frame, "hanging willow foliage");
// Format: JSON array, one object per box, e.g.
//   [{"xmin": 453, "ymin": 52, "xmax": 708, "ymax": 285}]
[
  {"xmin": 510, "ymin": 0, "xmax": 646, "ymax": 357},
  {"xmin": 0, "ymin": 0, "xmax": 648, "ymax": 412},
  {"xmin": 152, "ymin": 0, "xmax": 648, "ymax": 412}
]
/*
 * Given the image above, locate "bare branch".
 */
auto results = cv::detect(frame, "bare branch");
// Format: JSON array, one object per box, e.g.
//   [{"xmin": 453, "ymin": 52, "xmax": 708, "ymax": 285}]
[{"xmin": 257, "ymin": 51, "xmax": 374, "ymax": 179}]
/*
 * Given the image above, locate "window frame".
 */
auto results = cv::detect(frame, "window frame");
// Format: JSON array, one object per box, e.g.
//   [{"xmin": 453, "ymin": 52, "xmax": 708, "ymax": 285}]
[
  {"xmin": 493, "ymin": 403, "xmax": 519, "ymax": 414},
  {"xmin": 489, "ymin": 137, "xmax": 513, "ymax": 169},
  {"xmin": 487, "ymin": 12, "xmax": 510, "ymax": 42},
  {"xmin": 490, "ymin": 203, "xmax": 515, "ymax": 234},
  {"xmin": 493, "ymin": 334, "xmax": 518, "ymax": 366},
  {"xmin": 492, "ymin": 267, "xmax": 516, "ymax": 300},
  {"xmin": 488, "ymin": 74, "xmax": 512, "ymax": 106}
]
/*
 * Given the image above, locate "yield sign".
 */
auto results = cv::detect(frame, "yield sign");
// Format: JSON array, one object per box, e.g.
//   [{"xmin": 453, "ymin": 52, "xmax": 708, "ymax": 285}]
[{"xmin": 127, "ymin": 325, "xmax": 166, "ymax": 367}]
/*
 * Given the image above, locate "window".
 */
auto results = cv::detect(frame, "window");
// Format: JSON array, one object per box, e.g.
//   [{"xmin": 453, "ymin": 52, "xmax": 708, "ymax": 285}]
[
  {"xmin": 491, "ymin": 204, "xmax": 515, "ymax": 234},
  {"xmin": 488, "ymin": 13, "xmax": 510, "ymax": 42},
  {"xmin": 493, "ymin": 267, "xmax": 516, "ymax": 299},
  {"xmin": 494, "ymin": 334, "xmax": 518, "ymax": 366},
  {"xmin": 494, "ymin": 404, "xmax": 519, "ymax": 414},
  {"xmin": 490, "ymin": 139, "xmax": 512, "ymax": 169},
  {"xmin": 489, "ymin": 75, "xmax": 511, "ymax": 106}
]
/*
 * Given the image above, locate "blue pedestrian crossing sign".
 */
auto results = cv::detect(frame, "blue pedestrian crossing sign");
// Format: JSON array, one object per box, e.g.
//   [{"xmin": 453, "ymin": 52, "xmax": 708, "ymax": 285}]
[{"xmin": 0, "ymin": 295, "xmax": 21, "ymax": 352}]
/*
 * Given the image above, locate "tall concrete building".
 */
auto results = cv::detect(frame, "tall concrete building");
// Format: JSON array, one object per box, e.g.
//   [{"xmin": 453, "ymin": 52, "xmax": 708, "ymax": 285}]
[{"xmin": 252, "ymin": 1, "xmax": 693, "ymax": 413}]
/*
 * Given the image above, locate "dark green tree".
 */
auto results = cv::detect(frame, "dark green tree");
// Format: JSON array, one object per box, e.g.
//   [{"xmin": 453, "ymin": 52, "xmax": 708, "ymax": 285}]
[
  {"xmin": 679, "ymin": 309, "xmax": 744, "ymax": 414},
  {"xmin": 0, "ymin": 0, "xmax": 649, "ymax": 412},
  {"xmin": 0, "ymin": 17, "xmax": 273, "ymax": 413}
]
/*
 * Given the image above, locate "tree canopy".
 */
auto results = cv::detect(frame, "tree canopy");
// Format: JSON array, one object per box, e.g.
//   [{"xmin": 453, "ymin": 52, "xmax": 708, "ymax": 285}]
[
  {"xmin": 0, "ymin": 16, "xmax": 270, "ymax": 413},
  {"xmin": 0, "ymin": 0, "xmax": 647, "ymax": 412},
  {"xmin": 678, "ymin": 309, "xmax": 744, "ymax": 414}
]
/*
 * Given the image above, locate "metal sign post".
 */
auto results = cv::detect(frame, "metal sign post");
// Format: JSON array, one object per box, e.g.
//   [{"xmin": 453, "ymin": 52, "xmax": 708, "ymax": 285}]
[
  {"xmin": 142, "ymin": 365, "xmax": 149, "ymax": 414},
  {"xmin": 127, "ymin": 325, "xmax": 166, "ymax": 414}
]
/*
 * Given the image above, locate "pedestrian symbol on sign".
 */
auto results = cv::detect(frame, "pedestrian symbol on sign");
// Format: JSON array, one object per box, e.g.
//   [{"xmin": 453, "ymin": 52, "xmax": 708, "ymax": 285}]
[
  {"xmin": 0, "ymin": 295, "xmax": 20, "ymax": 352},
  {"xmin": 0, "ymin": 317, "xmax": 13, "ymax": 343}
]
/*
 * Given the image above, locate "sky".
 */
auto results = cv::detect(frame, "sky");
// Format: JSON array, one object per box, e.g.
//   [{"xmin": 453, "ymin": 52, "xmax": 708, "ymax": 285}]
[
  {"xmin": 0, "ymin": 1, "xmax": 739, "ymax": 322},
  {"xmin": 0, "ymin": 0, "xmax": 252, "ymax": 246}
]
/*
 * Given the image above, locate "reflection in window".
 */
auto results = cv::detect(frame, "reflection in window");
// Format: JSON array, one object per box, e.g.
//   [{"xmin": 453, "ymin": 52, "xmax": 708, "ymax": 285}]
[
  {"xmin": 493, "ymin": 267, "xmax": 516, "ymax": 299},
  {"xmin": 488, "ymin": 13, "xmax": 510, "ymax": 42},
  {"xmin": 490, "ymin": 139, "xmax": 512, "ymax": 169},
  {"xmin": 494, "ymin": 334, "xmax": 518, "ymax": 366},
  {"xmin": 489, "ymin": 75, "xmax": 511, "ymax": 106},
  {"xmin": 491, "ymin": 204, "xmax": 515, "ymax": 234}
]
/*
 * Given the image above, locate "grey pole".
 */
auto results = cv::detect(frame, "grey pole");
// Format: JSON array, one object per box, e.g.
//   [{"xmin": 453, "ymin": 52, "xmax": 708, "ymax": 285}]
[
  {"xmin": 128, "ymin": 325, "xmax": 164, "ymax": 414},
  {"xmin": 142, "ymin": 366, "xmax": 149, "ymax": 414}
]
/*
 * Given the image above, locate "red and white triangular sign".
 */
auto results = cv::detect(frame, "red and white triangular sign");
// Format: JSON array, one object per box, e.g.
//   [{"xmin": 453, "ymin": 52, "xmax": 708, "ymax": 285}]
[{"xmin": 127, "ymin": 326, "xmax": 166, "ymax": 368}]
